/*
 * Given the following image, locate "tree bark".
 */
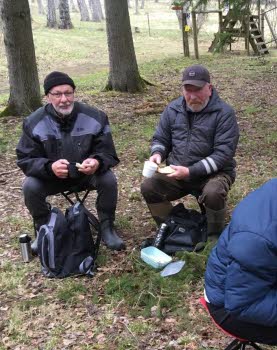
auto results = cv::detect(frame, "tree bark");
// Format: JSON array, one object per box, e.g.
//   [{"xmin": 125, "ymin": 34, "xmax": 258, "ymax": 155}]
[
  {"xmin": 89, "ymin": 0, "xmax": 104, "ymax": 22},
  {"xmin": 77, "ymin": 0, "xmax": 90, "ymax": 21},
  {"xmin": 0, "ymin": 0, "xmax": 41, "ymax": 116},
  {"xmin": 47, "ymin": 0, "xmax": 58, "ymax": 27},
  {"xmin": 135, "ymin": 0, "xmax": 139, "ymax": 14},
  {"xmin": 140, "ymin": 0, "xmax": 145, "ymax": 9},
  {"xmin": 70, "ymin": 0, "xmax": 78, "ymax": 12},
  {"xmin": 59, "ymin": 0, "xmax": 73, "ymax": 28},
  {"xmin": 104, "ymin": 0, "xmax": 145, "ymax": 92},
  {"xmin": 37, "ymin": 0, "xmax": 45, "ymax": 14}
]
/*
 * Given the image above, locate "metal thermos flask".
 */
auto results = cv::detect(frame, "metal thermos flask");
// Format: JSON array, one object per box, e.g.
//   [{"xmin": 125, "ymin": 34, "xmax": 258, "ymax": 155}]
[
  {"xmin": 153, "ymin": 223, "xmax": 168, "ymax": 249},
  {"xmin": 19, "ymin": 233, "xmax": 32, "ymax": 263}
]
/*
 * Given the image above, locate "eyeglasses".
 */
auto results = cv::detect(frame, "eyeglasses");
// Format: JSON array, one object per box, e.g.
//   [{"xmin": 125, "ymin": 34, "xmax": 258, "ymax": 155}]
[{"xmin": 48, "ymin": 91, "xmax": 74, "ymax": 99}]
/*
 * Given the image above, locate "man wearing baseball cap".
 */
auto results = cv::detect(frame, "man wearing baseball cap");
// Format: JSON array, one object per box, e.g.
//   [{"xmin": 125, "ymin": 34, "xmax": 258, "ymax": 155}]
[
  {"xmin": 16, "ymin": 71, "xmax": 125, "ymax": 252},
  {"xmin": 141, "ymin": 64, "xmax": 239, "ymax": 239}
]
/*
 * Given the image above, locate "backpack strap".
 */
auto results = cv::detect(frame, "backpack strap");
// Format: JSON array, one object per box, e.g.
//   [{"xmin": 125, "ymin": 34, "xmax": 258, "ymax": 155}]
[
  {"xmin": 79, "ymin": 256, "xmax": 94, "ymax": 276},
  {"xmin": 83, "ymin": 207, "xmax": 101, "ymax": 261},
  {"xmin": 38, "ymin": 211, "xmax": 58, "ymax": 270}
]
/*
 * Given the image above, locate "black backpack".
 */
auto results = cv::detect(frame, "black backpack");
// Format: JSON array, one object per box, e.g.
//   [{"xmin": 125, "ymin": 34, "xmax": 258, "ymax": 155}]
[
  {"xmin": 162, "ymin": 203, "xmax": 207, "ymax": 254},
  {"xmin": 37, "ymin": 202, "xmax": 99, "ymax": 278},
  {"xmin": 142, "ymin": 203, "xmax": 207, "ymax": 254}
]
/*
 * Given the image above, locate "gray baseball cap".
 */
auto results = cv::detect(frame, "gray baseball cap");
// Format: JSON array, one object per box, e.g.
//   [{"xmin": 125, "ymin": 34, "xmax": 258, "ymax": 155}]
[{"xmin": 182, "ymin": 64, "xmax": 210, "ymax": 87}]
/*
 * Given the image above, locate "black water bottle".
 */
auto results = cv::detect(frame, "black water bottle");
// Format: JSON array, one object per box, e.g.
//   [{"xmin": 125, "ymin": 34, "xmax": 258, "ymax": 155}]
[{"xmin": 153, "ymin": 223, "xmax": 168, "ymax": 249}]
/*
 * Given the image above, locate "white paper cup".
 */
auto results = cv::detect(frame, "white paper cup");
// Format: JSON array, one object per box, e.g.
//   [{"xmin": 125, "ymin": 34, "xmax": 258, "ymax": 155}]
[{"xmin": 142, "ymin": 161, "xmax": 158, "ymax": 178}]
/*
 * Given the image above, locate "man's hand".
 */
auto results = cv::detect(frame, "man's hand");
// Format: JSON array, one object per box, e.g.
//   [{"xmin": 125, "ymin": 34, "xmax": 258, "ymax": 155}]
[
  {"xmin": 77, "ymin": 158, "xmax": 100, "ymax": 175},
  {"xmin": 167, "ymin": 165, "xmax": 190, "ymax": 180},
  {"xmin": 52, "ymin": 159, "xmax": 69, "ymax": 178},
  {"xmin": 149, "ymin": 153, "xmax": 162, "ymax": 165}
]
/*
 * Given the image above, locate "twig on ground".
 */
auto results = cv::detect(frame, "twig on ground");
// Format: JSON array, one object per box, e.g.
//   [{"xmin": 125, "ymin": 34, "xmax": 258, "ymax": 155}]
[
  {"xmin": 0, "ymin": 168, "xmax": 20, "ymax": 177},
  {"xmin": 119, "ymin": 321, "xmax": 139, "ymax": 344}
]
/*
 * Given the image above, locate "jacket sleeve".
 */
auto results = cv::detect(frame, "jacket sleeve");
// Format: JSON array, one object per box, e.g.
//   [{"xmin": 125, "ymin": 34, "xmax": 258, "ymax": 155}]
[
  {"xmin": 224, "ymin": 231, "xmax": 277, "ymax": 326},
  {"xmin": 189, "ymin": 107, "xmax": 239, "ymax": 179},
  {"xmin": 89, "ymin": 113, "xmax": 119, "ymax": 173},
  {"xmin": 150, "ymin": 106, "xmax": 172, "ymax": 161},
  {"xmin": 16, "ymin": 119, "xmax": 56, "ymax": 180}
]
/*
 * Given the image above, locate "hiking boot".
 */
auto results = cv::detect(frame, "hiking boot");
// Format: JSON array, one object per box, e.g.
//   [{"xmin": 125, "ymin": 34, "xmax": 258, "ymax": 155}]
[
  {"xmin": 32, "ymin": 209, "xmax": 51, "ymax": 256},
  {"xmin": 31, "ymin": 236, "xmax": 38, "ymax": 256},
  {"xmin": 100, "ymin": 220, "xmax": 125, "ymax": 251}
]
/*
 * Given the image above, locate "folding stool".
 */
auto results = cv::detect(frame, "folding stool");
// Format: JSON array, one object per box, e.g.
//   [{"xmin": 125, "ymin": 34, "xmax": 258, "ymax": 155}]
[{"xmin": 199, "ymin": 297, "xmax": 264, "ymax": 350}]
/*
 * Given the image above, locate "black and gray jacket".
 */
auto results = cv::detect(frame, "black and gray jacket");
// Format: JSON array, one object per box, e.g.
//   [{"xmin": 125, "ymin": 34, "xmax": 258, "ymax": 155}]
[
  {"xmin": 16, "ymin": 102, "xmax": 119, "ymax": 180},
  {"xmin": 151, "ymin": 88, "xmax": 239, "ymax": 181}
]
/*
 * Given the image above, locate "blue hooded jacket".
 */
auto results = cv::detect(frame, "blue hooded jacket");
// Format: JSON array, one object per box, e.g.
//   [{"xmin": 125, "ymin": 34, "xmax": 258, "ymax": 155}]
[{"xmin": 205, "ymin": 179, "xmax": 277, "ymax": 326}]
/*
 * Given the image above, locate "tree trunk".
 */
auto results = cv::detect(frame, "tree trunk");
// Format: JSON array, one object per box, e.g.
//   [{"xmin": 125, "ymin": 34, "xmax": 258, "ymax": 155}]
[
  {"xmin": 104, "ymin": 0, "xmax": 145, "ymax": 92},
  {"xmin": 59, "ymin": 0, "xmax": 73, "ymax": 28},
  {"xmin": 55, "ymin": 0, "xmax": 60, "ymax": 9},
  {"xmin": 0, "ymin": 0, "xmax": 41, "ymax": 116},
  {"xmin": 135, "ymin": 0, "xmax": 139, "ymax": 14},
  {"xmin": 37, "ymin": 0, "xmax": 45, "ymax": 14},
  {"xmin": 96, "ymin": 0, "xmax": 104, "ymax": 20},
  {"xmin": 89, "ymin": 0, "xmax": 104, "ymax": 22},
  {"xmin": 47, "ymin": 0, "xmax": 58, "ymax": 27},
  {"xmin": 77, "ymin": 0, "xmax": 90, "ymax": 21},
  {"xmin": 140, "ymin": 0, "xmax": 145, "ymax": 9},
  {"xmin": 70, "ymin": 0, "xmax": 78, "ymax": 12}
]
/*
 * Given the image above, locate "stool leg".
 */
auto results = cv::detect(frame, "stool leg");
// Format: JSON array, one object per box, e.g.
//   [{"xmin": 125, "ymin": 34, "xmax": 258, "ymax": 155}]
[
  {"xmin": 225, "ymin": 339, "xmax": 241, "ymax": 350},
  {"xmin": 250, "ymin": 342, "xmax": 264, "ymax": 350}
]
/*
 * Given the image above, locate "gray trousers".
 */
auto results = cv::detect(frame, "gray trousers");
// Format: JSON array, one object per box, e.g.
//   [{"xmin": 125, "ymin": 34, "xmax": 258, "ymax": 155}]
[
  {"xmin": 141, "ymin": 172, "xmax": 232, "ymax": 233},
  {"xmin": 23, "ymin": 170, "xmax": 118, "ymax": 224}
]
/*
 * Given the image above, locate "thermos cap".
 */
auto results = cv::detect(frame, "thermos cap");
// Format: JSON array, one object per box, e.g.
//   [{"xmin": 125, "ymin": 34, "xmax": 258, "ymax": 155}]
[{"xmin": 19, "ymin": 233, "xmax": 32, "ymax": 243}]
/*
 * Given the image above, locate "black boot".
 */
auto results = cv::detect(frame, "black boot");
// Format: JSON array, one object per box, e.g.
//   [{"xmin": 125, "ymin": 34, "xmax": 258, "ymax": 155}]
[
  {"xmin": 32, "ymin": 208, "xmax": 51, "ymax": 255},
  {"xmin": 100, "ymin": 220, "xmax": 125, "ymax": 251},
  {"xmin": 31, "ymin": 236, "xmax": 39, "ymax": 256}
]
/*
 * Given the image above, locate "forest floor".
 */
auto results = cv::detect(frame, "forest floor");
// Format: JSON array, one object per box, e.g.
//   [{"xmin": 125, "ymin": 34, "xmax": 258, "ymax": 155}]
[{"xmin": 0, "ymin": 54, "xmax": 277, "ymax": 350}]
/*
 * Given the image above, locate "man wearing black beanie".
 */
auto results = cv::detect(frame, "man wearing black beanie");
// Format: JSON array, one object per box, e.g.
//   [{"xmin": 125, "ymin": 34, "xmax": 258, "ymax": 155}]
[{"xmin": 16, "ymin": 71, "xmax": 125, "ymax": 251}]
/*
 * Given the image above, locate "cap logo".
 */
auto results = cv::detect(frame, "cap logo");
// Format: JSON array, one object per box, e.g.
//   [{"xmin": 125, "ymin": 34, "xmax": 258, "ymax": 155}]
[{"xmin": 189, "ymin": 71, "xmax": 196, "ymax": 77}]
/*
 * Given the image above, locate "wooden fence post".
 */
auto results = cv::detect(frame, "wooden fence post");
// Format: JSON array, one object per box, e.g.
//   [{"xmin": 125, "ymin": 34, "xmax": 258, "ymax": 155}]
[
  {"xmin": 218, "ymin": 10, "xmax": 223, "ymax": 52},
  {"xmin": 191, "ymin": 11, "xmax": 199, "ymax": 59},
  {"xmin": 182, "ymin": 11, "xmax": 190, "ymax": 57}
]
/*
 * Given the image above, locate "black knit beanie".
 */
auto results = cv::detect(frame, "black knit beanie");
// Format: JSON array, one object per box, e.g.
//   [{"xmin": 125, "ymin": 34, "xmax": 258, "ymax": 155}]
[{"xmin": 44, "ymin": 71, "xmax": 76, "ymax": 95}]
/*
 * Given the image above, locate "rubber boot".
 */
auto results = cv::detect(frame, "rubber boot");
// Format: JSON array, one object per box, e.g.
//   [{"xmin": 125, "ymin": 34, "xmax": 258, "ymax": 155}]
[
  {"xmin": 147, "ymin": 202, "xmax": 173, "ymax": 226},
  {"xmin": 31, "ymin": 208, "xmax": 51, "ymax": 256},
  {"xmin": 205, "ymin": 207, "xmax": 227, "ymax": 239},
  {"xmin": 31, "ymin": 236, "xmax": 38, "ymax": 256},
  {"xmin": 100, "ymin": 220, "xmax": 126, "ymax": 251}
]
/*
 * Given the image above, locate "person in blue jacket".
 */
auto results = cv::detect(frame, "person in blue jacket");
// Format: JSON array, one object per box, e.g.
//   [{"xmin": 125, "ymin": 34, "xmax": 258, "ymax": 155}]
[{"xmin": 204, "ymin": 178, "xmax": 277, "ymax": 344}]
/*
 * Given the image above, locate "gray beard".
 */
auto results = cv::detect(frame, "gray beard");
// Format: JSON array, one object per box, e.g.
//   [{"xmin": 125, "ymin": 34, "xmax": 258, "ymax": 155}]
[
  {"xmin": 187, "ymin": 98, "xmax": 210, "ymax": 112},
  {"xmin": 54, "ymin": 103, "xmax": 74, "ymax": 118}
]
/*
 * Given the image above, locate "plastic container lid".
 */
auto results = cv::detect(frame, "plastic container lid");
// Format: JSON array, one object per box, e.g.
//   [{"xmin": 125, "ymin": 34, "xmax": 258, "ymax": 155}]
[
  {"xmin": 160, "ymin": 260, "xmax": 186, "ymax": 277},
  {"xmin": 140, "ymin": 246, "xmax": 172, "ymax": 269}
]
